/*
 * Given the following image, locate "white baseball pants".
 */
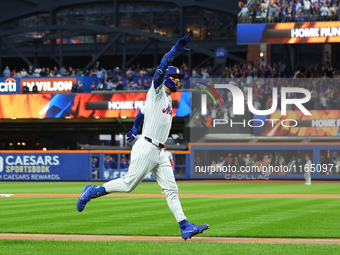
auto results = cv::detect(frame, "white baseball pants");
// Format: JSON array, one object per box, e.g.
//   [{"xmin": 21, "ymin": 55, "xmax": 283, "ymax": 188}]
[{"xmin": 103, "ymin": 138, "xmax": 186, "ymax": 222}]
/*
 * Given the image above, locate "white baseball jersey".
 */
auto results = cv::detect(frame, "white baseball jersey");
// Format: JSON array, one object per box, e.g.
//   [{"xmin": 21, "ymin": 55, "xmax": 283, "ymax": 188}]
[
  {"xmin": 164, "ymin": 150, "xmax": 173, "ymax": 161},
  {"xmin": 304, "ymin": 159, "xmax": 312, "ymax": 184},
  {"xmin": 142, "ymin": 80, "xmax": 173, "ymax": 144}
]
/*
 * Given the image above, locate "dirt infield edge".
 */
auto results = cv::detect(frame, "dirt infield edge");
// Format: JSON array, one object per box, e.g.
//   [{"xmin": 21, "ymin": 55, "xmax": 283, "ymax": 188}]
[
  {"xmin": 4, "ymin": 193, "xmax": 340, "ymax": 198},
  {"xmin": 0, "ymin": 233, "xmax": 340, "ymax": 245}
]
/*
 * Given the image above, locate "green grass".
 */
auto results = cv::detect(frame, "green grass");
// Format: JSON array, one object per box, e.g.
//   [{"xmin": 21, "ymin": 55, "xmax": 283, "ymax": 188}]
[
  {"xmin": 1, "ymin": 181, "xmax": 340, "ymax": 194},
  {"xmin": 1, "ymin": 181, "xmax": 339, "ymax": 254},
  {"xmin": 0, "ymin": 240, "xmax": 339, "ymax": 255},
  {"xmin": 0, "ymin": 196, "xmax": 339, "ymax": 238}
]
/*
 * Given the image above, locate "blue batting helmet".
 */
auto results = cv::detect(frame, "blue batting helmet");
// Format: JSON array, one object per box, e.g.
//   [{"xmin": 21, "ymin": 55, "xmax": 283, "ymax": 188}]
[{"xmin": 166, "ymin": 66, "xmax": 184, "ymax": 79}]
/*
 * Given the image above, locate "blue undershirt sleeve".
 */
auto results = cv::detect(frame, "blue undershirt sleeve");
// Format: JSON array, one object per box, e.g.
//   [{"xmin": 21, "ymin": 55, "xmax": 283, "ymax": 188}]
[
  {"xmin": 153, "ymin": 47, "xmax": 177, "ymax": 89},
  {"xmin": 134, "ymin": 109, "xmax": 144, "ymax": 130}
]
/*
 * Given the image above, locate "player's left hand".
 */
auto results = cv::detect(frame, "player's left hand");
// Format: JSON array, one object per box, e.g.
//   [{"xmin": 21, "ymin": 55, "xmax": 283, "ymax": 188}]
[
  {"xmin": 126, "ymin": 126, "xmax": 138, "ymax": 143},
  {"xmin": 173, "ymin": 35, "xmax": 191, "ymax": 52}
]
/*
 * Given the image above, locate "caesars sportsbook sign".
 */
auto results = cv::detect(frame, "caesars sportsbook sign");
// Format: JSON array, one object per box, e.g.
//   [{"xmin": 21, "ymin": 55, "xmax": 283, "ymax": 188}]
[
  {"xmin": 0, "ymin": 153, "xmax": 88, "ymax": 181},
  {"xmin": 21, "ymin": 77, "xmax": 76, "ymax": 93}
]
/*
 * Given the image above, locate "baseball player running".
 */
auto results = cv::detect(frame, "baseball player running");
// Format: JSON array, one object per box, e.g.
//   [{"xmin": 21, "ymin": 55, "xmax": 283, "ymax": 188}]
[
  {"xmin": 77, "ymin": 35, "xmax": 209, "ymax": 240},
  {"xmin": 304, "ymin": 154, "xmax": 312, "ymax": 185}
]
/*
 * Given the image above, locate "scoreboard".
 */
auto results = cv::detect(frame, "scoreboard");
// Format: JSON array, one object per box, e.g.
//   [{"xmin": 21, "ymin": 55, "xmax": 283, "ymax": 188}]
[{"xmin": 238, "ymin": 21, "xmax": 340, "ymax": 44}]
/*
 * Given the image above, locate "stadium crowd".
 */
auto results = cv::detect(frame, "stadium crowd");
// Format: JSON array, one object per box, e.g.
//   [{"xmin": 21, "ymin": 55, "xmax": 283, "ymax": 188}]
[
  {"xmin": 239, "ymin": 0, "xmax": 340, "ymax": 23},
  {"xmin": 4, "ymin": 61, "xmax": 340, "ymax": 80},
  {"xmin": 3, "ymin": 62, "xmax": 340, "ymax": 113},
  {"xmin": 2, "ymin": 64, "xmax": 155, "ymax": 92}
]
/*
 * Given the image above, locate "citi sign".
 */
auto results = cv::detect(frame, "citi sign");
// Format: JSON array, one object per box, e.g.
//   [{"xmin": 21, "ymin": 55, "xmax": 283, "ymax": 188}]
[
  {"xmin": 201, "ymin": 84, "xmax": 311, "ymax": 128},
  {"xmin": 0, "ymin": 78, "xmax": 17, "ymax": 92}
]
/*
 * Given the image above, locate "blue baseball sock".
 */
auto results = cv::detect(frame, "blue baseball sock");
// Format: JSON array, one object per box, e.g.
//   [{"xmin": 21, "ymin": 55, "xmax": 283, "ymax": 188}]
[
  {"xmin": 90, "ymin": 185, "xmax": 107, "ymax": 198},
  {"xmin": 179, "ymin": 219, "xmax": 189, "ymax": 227}
]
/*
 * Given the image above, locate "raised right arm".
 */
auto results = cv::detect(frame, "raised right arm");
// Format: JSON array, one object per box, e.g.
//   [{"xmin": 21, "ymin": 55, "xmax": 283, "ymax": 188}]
[{"xmin": 152, "ymin": 35, "xmax": 191, "ymax": 89}]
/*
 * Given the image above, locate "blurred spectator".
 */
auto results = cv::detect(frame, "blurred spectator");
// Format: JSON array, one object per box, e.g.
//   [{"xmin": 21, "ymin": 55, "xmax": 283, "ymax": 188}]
[
  {"xmin": 77, "ymin": 80, "xmax": 83, "ymax": 92},
  {"xmin": 261, "ymin": 4, "xmax": 268, "ymax": 22},
  {"xmin": 191, "ymin": 115, "xmax": 204, "ymax": 127},
  {"xmin": 105, "ymin": 79, "xmax": 115, "ymax": 90},
  {"xmin": 53, "ymin": 66, "xmax": 60, "ymax": 76},
  {"xmin": 90, "ymin": 81, "xmax": 97, "ymax": 91},
  {"xmin": 19, "ymin": 68, "xmax": 28, "ymax": 77},
  {"xmin": 210, "ymin": 160, "xmax": 218, "ymax": 169},
  {"xmin": 97, "ymin": 81, "xmax": 104, "ymax": 90},
  {"xmin": 192, "ymin": 69, "xmax": 200, "ymax": 78},
  {"xmin": 245, "ymin": 154, "xmax": 253, "ymax": 166},
  {"xmin": 70, "ymin": 69, "xmax": 77, "ymax": 76},
  {"xmin": 60, "ymin": 67, "xmax": 66, "ymax": 76},
  {"xmin": 104, "ymin": 156, "xmax": 117, "ymax": 169},
  {"xmin": 120, "ymin": 156, "xmax": 129, "ymax": 169},
  {"xmin": 320, "ymin": 3, "xmax": 330, "ymax": 20},
  {"xmin": 132, "ymin": 80, "xmax": 139, "ymax": 90},
  {"xmin": 92, "ymin": 157, "xmax": 99, "ymax": 168},
  {"xmin": 3, "ymin": 66, "xmax": 10, "ymax": 78},
  {"xmin": 143, "ymin": 79, "xmax": 151, "ymax": 90},
  {"xmin": 107, "ymin": 68, "xmax": 114, "ymax": 80},
  {"xmin": 268, "ymin": 2, "xmax": 276, "ymax": 23},
  {"xmin": 274, "ymin": 152, "xmax": 285, "ymax": 167},
  {"xmin": 22, "ymin": 83, "xmax": 29, "ymax": 93},
  {"xmin": 239, "ymin": 1, "xmax": 250, "ymax": 23},
  {"xmin": 113, "ymin": 67, "xmax": 121, "ymax": 77},
  {"xmin": 304, "ymin": 154, "xmax": 312, "ymax": 185},
  {"xmin": 40, "ymin": 67, "xmax": 48, "ymax": 77},
  {"xmin": 27, "ymin": 65, "xmax": 34, "ymax": 76},
  {"xmin": 83, "ymin": 69, "xmax": 90, "ymax": 76},
  {"xmin": 195, "ymin": 156, "xmax": 202, "ymax": 167},
  {"xmin": 218, "ymin": 156, "xmax": 225, "ymax": 167},
  {"xmin": 233, "ymin": 157, "xmax": 240, "ymax": 168},
  {"xmin": 66, "ymin": 67, "xmax": 73, "ymax": 76},
  {"xmin": 262, "ymin": 154, "xmax": 272, "ymax": 167},
  {"xmin": 304, "ymin": 0, "xmax": 311, "ymax": 13},
  {"xmin": 249, "ymin": 6, "xmax": 256, "ymax": 23},
  {"xmin": 71, "ymin": 82, "xmax": 77, "ymax": 93},
  {"xmin": 126, "ymin": 67, "xmax": 134, "ymax": 80},
  {"xmin": 202, "ymin": 68, "xmax": 210, "ymax": 80},
  {"xmin": 126, "ymin": 79, "xmax": 134, "ymax": 90},
  {"xmin": 136, "ymin": 79, "xmax": 144, "ymax": 90},
  {"xmin": 225, "ymin": 153, "xmax": 233, "ymax": 166},
  {"xmin": 46, "ymin": 67, "xmax": 52, "ymax": 77},
  {"xmin": 32, "ymin": 84, "xmax": 38, "ymax": 93},
  {"xmin": 116, "ymin": 76, "xmax": 124, "ymax": 90},
  {"xmin": 34, "ymin": 67, "xmax": 41, "ymax": 77},
  {"xmin": 101, "ymin": 67, "xmax": 108, "ymax": 83},
  {"xmin": 111, "ymin": 157, "xmax": 118, "ymax": 169}
]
